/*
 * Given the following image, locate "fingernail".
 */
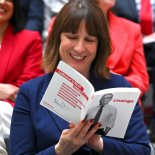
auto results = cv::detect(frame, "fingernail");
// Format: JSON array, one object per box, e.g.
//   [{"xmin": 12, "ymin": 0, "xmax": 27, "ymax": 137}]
[
  {"xmin": 98, "ymin": 123, "xmax": 101, "ymax": 127},
  {"xmin": 89, "ymin": 119, "xmax": 94, "ymax": 123},
  {"xmin": 81, "ymin": 119, "xmax": 86, "ymax": 124}
]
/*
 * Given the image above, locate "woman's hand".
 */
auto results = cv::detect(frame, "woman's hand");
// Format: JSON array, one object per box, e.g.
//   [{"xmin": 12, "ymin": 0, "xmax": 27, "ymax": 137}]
[
  {"xmin": 55, "ymin": 119, "xmax": 101, "ymax": 155},
  {"xmin": 0, "ymin": 84, "xmax": 19, "ymax": 102},
  {"xmin": 87, "ymin": 134, "xmax": 103, "ymax": 153}
]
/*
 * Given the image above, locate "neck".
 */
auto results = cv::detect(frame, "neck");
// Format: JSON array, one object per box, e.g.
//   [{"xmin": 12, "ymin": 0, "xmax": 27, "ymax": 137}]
[
  {"xmin": 0, "ymin": 22, "xmax": 9, "ymax": 44},
  {"xmin": 99, "ymin": 6, "xmax": 109, "ymax": 24}
]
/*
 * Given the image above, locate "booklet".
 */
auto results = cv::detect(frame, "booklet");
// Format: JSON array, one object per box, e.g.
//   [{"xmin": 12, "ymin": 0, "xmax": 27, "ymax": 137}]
[{"xmin": 40, "ymin": 61, "xmax": 141, "ymax": 138}]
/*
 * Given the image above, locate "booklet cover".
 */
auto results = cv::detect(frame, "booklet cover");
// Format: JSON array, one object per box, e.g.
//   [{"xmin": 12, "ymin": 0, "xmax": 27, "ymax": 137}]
[{"xmin": 40, "ymin": 61, "xmax": 141, "ymax": 138}]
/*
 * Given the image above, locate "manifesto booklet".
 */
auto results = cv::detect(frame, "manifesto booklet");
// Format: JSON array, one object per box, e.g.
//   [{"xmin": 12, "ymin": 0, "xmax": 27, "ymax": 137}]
[{"xmin": 40, "ymin": 61, "xmax": 141, "ymax": 138}]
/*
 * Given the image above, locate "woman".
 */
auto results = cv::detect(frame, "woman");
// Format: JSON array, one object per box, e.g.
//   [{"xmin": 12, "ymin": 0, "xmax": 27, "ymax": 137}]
[
  {"xmin": 0, "ymin": 0, "xmax": 43, "ymax": 153},
  {"xmin": 10, "ymin": 0, "xmax": 150, "ymax": 154},
  {"xmin": 96, "ymin": 0, "xmax": 149, "ymax": 97}
]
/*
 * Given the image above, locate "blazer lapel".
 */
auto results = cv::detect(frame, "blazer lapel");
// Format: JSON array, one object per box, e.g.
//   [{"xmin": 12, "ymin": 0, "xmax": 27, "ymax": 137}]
[
  {"xmin": 39, "ymin": 73, "xmax": 69, "ymax": 132},
  {"xmin": 0, "ymin": 26, "xmax": 14, "ymax": 82},
  {"xmin": 107, "ymin": 12, "xmax": 129, "ymax": 69}
]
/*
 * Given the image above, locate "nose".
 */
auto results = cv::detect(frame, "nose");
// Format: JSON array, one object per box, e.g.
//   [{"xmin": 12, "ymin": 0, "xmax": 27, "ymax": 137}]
[{"xmin": 73, "ymin": 40, "xmax": 85, "ymax": 53}]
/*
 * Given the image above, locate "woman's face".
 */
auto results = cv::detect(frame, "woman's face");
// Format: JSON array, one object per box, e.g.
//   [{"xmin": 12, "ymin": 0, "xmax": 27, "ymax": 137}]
[
  {"xmin": 59, "ymin": 21, "xmax": 98, "ymax": 77},
  {"xmin": 97, "ymin": 0, "xmax": 116, "ymax": 13},
  {"xmin": 0, "ymin": 0, "xmax": 14, "ymax": 25}
]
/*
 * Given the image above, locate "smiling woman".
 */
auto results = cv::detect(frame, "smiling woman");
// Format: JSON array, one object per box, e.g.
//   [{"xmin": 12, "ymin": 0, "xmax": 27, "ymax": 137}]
[
  {"xmin": 59, "ymin": 22, "xmax": 98, "ymax": 79},
  {"xmin": 44, "ymin": 0, "xmax": 111, "ymax": 79},
  {"xmin": 0, "ymin": 0, "xmax": 13, "ymax": 23}
]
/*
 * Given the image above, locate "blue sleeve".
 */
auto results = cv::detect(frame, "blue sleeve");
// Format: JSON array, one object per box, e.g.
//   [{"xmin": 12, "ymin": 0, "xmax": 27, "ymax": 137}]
[
  {"xmin": 102, "ymin": 76, "xmax": 150, "ymax": 155},
  {"xmin": 25, "ymin": 0, "xmax": 44, "ymax": 33},
  {"xmin": 9, "ymin": 85, "xmax": 56, "ymax": 155}
]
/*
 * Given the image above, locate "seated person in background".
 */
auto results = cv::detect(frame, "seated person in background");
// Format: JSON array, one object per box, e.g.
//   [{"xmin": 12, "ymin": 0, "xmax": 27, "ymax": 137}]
[
  {"xmin": 43, "ymin": 0, "xmax": 68, "ymax": 41},
  {"xmin": 10, "ymin": 0, "xmax": 150, "ymax": 154},
  {"xmin": 112, "ymin": 0, "xmax": 155, "ymax": 141},
  {"xmin": 95, "ymin": 0, "xmax": 149, "ymax": 101},
  {"xmin": 0, "ymin": 0, "xmax": 44, "ymax": 153},
  {"xmin": 20, "ymin": 0, "xmax": 68, "ymax": 42},
  {"xmin": 19, "ymin": 0, "xmax": 44, "ymax": 34},
  {"xmin": 48, "ymin": 0, "xmax": 149, "ymax": 106}
]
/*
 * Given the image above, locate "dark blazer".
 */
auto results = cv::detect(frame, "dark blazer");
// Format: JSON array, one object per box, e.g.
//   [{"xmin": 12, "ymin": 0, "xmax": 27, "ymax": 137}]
[
  {"xmin": 10, "ymin": 73, "xmax": 150, "ymax": 155},
  {"xmin": 19, "ymin": 0, "xmax": 44, "ymax": 33},
  {"xmin": 112, "ymin": 0, "xmax": 139, "ymax": 23}
]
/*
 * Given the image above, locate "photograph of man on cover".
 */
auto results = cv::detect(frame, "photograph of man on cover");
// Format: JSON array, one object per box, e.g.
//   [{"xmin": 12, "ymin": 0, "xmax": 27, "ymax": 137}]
[{"xmin": 85, "ymin": 93, "xmax": 117, "ymax": 135}]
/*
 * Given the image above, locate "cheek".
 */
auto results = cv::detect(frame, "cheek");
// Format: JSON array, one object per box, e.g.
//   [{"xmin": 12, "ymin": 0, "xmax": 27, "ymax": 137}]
[
  {"xmin": 59, "ymin": 39, "xmax": 71, "ymax": 51},
  {"xmin": 10, "ymin": 7, "xmax": 14, "ymax": 16},
  {"xmin": 59, "ymin": 41, "xmax": 70, "ymax": 60},
  {"xmin": 89, "ymin": 44, "xmax": 98, "ymax": 57},
  {"xmin": 59, "ymin": 44, "xmax": 64, "ymax": 59},
  {"xmin": 59, "ymin": 40, "xmax": 65, "ymax": 55},
  {"xmin": 9, "ymin": 2, "xmax": 14, "ymax": 11},
  {"xmin": 8, "ymin": 5, "xmax": 14, "ymax": 19}
]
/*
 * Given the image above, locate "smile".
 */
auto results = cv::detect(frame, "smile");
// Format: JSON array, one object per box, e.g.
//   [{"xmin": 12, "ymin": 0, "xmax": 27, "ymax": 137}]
[
  {"xmin": 0, "ymin": 8, "xmax": 6, "ymax": 13},
  {"xmin": 71, "ymin": 54, "xmax": 85, "ymax": 60}
]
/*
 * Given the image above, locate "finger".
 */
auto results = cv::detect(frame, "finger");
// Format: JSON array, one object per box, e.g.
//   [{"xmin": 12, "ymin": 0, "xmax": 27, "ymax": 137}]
[
  {"xmin": 15, "ymin": 88, "xmax": 19, "ymax": 93},
  {"xmin": 60, "ymin": 129, "xmax": 72, "ymax": 138},
  {"xmin": 9, "ymin": 95, "xmax": 16, "ymax": 102},
  {"xmin": 85, "ymin": 123, "xmax": 101, "ymax": 140},
  {"xmin": 76, "ymin": 119, "xmax": 94, "ymax": 138},
  {"xmin": 69, "ymin": 123, "xmax": 75, "ymax": 128},
  {"xmin": 69, "ymin": 120, "xmax": 86, "ymax": 137},
  {"xmin": 7, "ymin": 93, "xmax": 15, "ymax": 102}
]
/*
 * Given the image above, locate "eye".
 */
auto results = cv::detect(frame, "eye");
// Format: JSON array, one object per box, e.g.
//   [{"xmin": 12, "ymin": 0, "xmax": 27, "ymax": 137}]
[
  {"xmin": 85, "ymin": 37, "xmax": 97, "ymax": 43},
  {"xmin": 85, "ymin": 38, "xmax": 95, "ymax": 42},
  {"xmin": 65, "ymin": 33, "xmax": 77, "ymax": 40}
]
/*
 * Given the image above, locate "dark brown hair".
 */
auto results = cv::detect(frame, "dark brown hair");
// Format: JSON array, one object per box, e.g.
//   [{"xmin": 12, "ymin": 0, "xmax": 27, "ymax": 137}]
[
  {"xmin": 43, "ymin": 0, "xmax": 112, "ymax": 78},
  {"xmin": 10, "ymin": 0, "xmax": 26, "ymax": 33}
]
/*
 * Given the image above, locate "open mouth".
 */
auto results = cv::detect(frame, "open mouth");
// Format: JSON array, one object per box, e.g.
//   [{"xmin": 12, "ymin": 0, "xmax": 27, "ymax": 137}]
[
  {"xmin": 70, "ymin": 54, "xmax": 86, "ymax": 61},
  {"xmin": 0, "ymin": 7, "xmax": 6, "ymax": 14}
]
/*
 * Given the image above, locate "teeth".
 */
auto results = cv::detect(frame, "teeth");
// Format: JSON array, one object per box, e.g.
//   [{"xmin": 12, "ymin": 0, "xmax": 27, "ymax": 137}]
[
  {"xmin": 72, "ymin": 55, "xmax": 84, "ymax": 60},
  {"xmin": 0, "ymin": 8, "xmax": 5, "ymax": 13}
]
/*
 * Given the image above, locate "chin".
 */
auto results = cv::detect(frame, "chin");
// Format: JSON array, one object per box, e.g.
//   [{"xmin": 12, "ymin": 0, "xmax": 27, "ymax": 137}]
[{"xmin": 72, "ymin": 66, "xmax": 82, "ymax": 73}]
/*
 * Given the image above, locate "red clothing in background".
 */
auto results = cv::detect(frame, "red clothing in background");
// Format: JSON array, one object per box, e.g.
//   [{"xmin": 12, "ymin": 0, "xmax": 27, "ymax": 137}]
[
  {"xmin": 107, "ymin": 12, "xmax": 149, "ymax": 96},
  {"xmin": 0, "ymin": 25, "xmax": 44, "ymax": 106}
]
